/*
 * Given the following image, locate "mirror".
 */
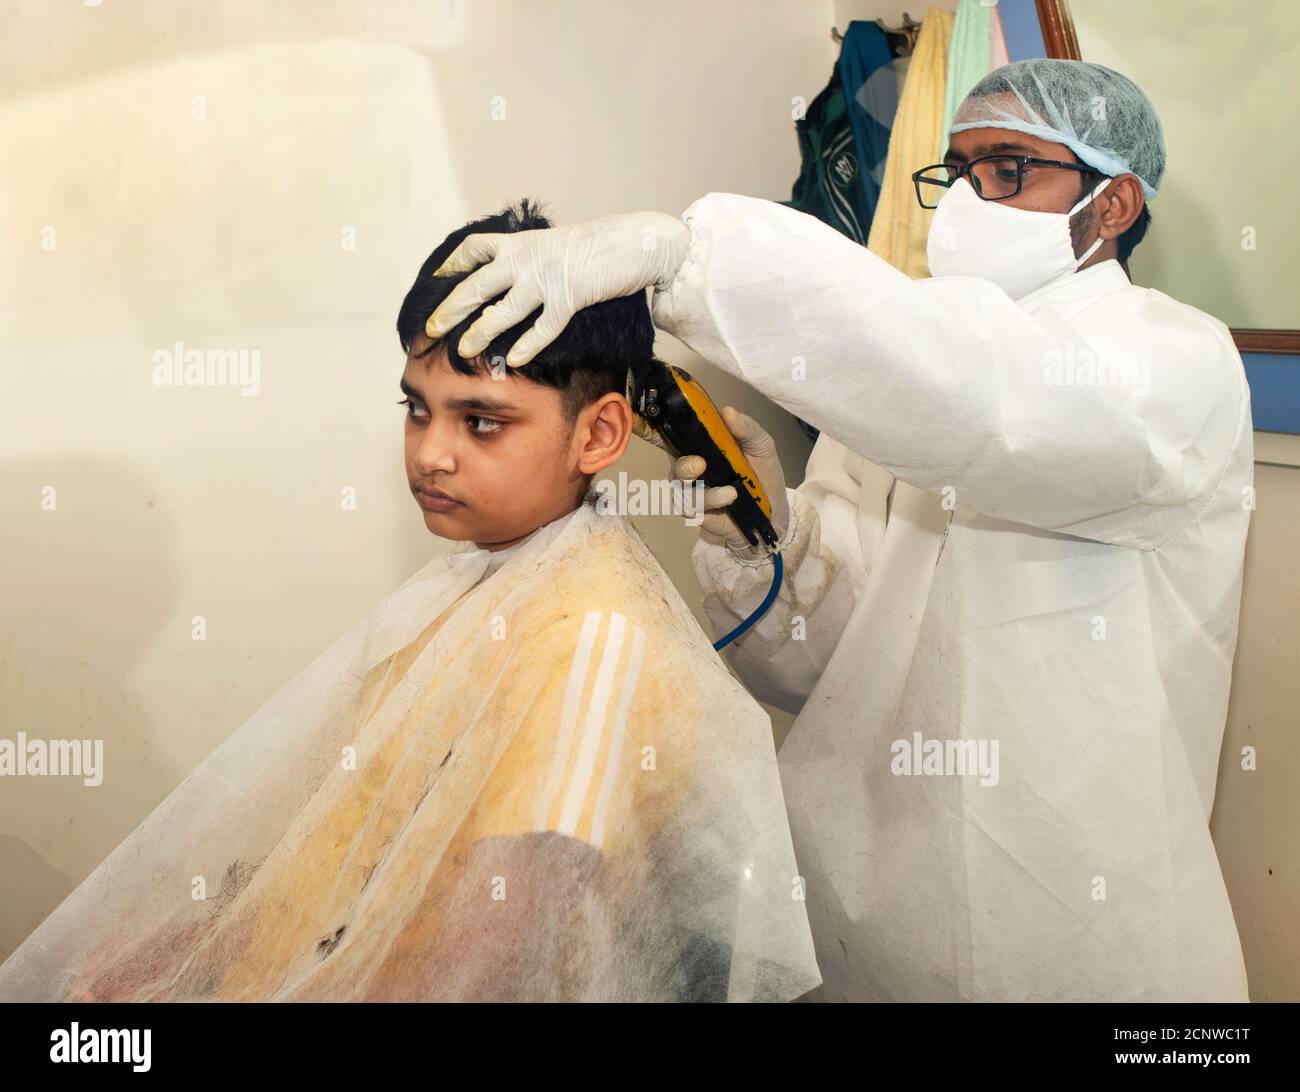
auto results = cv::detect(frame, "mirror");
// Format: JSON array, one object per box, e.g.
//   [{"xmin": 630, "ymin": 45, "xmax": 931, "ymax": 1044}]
[{"xmin": 1043, "ymin": 0, "xmax": 1299, "ymax": 354}]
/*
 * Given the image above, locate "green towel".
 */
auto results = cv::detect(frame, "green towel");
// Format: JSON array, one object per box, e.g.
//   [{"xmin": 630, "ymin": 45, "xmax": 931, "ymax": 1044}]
[{"xmin": 942, "ymin": 0, "xmax": 994, "ymax": 142}]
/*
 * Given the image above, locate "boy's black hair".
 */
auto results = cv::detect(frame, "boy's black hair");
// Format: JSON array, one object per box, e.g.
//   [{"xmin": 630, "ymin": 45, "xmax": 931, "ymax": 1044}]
[{"xmin": 396, "ymin": 198, "xmax": 655, "ymax": 427}]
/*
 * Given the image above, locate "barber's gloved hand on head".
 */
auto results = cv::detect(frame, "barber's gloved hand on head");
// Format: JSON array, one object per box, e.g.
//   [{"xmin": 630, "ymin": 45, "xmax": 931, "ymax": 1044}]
[
  {"xmin": 636, "ymin": 406, "xmax": 790, "ymax": 559},
  {"xmin": 425, "ymin": 212, "xmax": 690, "ymax": 368}
]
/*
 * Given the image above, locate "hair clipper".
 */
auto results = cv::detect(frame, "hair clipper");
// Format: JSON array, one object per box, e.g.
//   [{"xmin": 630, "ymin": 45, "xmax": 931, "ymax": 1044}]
[{"xmin": 628, "ymin": 360, "xmax": 779, "ymax": 552}]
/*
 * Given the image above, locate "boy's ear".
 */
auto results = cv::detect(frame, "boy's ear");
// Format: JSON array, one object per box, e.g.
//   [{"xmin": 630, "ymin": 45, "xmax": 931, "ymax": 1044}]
[{"xmin": 574, "ymin": 393, "xmax": 633, "ymax": 477}]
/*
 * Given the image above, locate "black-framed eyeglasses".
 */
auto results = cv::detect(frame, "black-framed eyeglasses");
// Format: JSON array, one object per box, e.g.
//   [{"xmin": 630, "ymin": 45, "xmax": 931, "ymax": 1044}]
[{"xmin": 911, "ymin": 155, "xmax": 1104, "ymax": 209}]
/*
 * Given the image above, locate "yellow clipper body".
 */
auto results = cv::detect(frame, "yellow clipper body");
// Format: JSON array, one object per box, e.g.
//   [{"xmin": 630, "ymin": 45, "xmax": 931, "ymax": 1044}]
[{"xmin": 630, "ymin": 360, "xmax": 779, "ymax": 552}]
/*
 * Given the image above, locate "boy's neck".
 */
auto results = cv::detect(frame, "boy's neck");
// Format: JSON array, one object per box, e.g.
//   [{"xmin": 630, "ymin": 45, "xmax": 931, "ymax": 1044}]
[{"xmin": 473, "ymin": 499, "xmax": 584, "ymax": 552}]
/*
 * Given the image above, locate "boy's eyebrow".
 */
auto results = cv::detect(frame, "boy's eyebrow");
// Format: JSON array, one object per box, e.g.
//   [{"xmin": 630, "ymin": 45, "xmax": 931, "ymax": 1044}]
[{"xmin": 399, "ymin": 377, "xmax": 519, "ymax": 413}]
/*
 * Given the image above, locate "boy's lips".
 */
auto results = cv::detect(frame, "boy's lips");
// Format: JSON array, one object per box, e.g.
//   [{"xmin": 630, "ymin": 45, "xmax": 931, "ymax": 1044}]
[{"xmin": 413, "ymin": 485, "xmax": 462, "ymax": 512}]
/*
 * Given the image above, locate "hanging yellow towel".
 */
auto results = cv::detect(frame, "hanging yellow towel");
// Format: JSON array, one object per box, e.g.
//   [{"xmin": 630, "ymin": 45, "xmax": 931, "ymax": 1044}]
[{"xmin": 865, "ymin": 6, "xmax": 954, "ymax": 277}]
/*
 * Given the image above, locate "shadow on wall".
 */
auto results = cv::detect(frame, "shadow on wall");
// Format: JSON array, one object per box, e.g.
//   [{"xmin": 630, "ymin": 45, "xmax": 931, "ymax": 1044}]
[
  {"xmin": 0, "ymin": 456, "xmax": 179, "ymax": 962},
  {"xmin": 0, "ymin": 836, "xmax": 73, "ymax": 963}
]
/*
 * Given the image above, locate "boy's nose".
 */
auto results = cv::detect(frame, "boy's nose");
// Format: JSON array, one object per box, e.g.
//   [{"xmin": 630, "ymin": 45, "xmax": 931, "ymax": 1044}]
[{"xmin": 414, "ymin": 429, "xmax": 457, "ymax": 475}]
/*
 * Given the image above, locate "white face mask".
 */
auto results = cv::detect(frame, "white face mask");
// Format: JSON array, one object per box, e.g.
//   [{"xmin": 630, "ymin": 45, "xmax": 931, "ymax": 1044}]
[{"xmin": 926, "ymin": 176, "xmax": 1111, "ymax": 300}]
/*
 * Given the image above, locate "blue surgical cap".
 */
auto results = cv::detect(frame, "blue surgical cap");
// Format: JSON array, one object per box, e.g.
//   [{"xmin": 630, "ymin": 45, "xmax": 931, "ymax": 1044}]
[{"xmin": 950, "ymin": 59, "xmax": 1165, "ymax": 199}]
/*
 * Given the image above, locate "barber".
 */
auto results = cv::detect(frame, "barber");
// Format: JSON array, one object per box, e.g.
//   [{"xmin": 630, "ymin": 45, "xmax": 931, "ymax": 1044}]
[{"xmin": 425, "ymin": 60, "xmax": 1254, "ymax": 1002}]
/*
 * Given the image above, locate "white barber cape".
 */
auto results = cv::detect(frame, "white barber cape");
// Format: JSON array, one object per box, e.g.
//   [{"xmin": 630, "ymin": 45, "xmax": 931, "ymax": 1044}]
[
  {"xmin": 652, "ymin": 192, "xmax": 1253, "ymax": 1002},
  {"xmin": 0, "ymin": 498, "xmax": 821, "ymax": 1002}
]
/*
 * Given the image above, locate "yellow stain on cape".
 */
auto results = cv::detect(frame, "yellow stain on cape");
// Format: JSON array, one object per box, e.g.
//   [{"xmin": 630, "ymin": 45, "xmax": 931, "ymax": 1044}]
[{"xmin": 79, "ymin": 511, "xmax": 717, "ymax": 1000}]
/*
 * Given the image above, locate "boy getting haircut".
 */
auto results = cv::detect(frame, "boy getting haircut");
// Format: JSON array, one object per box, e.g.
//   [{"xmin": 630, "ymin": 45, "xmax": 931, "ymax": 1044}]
[{"xmin": 0, "ymin": 203, "xmax": 820, "ymax": 1003}]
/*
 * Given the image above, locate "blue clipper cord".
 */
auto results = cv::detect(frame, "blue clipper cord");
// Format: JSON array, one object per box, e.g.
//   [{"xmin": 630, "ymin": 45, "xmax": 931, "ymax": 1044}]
[{"xmin": 712, "ymin": 551, "xmax": 783, "ymax": 652}]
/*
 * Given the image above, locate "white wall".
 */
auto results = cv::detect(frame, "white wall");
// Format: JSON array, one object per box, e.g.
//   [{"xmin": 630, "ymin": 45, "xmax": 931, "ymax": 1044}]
[{"xmin": 1212, "ymin": 439, "xmax": 1300, "ymax": 1005}]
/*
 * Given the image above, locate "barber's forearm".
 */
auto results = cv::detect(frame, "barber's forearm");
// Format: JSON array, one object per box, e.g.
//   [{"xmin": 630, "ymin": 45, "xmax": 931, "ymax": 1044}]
[
  {"xmin": 652, "ymin": 192, "xmax": 1230, "ymax": 542},
  {"xmin": 694, "ymin": 490, "xmax": 854, "ymax": 714},
  {"xmin": 651, "ymin": 193, "xmax": 1003, "ymax": 472}
]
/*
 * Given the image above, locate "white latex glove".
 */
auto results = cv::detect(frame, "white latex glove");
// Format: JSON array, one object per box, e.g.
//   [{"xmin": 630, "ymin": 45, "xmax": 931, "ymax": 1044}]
[
  {"xmin": 425, "ymin": 212, "xmax": 690, "ymax": 367},
  {"xmin": 635, "ymin": 405, "xmax": 790, "ymax": 559}
]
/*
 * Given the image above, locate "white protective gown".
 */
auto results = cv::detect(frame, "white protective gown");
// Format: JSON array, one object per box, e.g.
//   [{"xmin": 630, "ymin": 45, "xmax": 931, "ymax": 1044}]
[{"xmin": 651, "ymin": 192, "xmax": 1254, "ymax": 1002}]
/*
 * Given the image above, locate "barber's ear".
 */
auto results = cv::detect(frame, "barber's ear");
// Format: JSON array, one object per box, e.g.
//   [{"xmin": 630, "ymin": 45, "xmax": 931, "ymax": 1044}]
[{"xmin": 1097, "ymin": 174, "xmax": 1145, "ymax": 240}]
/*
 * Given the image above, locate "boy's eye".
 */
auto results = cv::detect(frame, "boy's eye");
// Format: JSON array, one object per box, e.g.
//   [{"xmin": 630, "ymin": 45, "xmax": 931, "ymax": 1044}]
[
  {"xmin": 467, "ymin": 415, "xmax": 504, "ymax": 436},
  {"xmin": 398, "ymin": 397, "xmax": 429, "ymax": 420}
]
